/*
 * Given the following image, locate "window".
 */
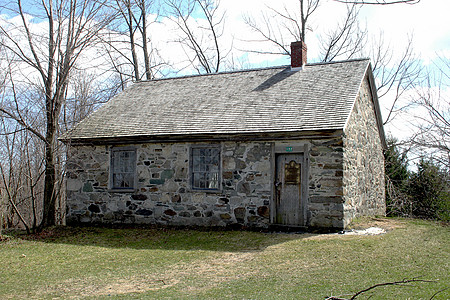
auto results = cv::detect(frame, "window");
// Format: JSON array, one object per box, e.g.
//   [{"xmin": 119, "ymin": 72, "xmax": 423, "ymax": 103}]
[
  {"xmin": 191, "ymin": 146, "xmax": 220, "ymax": 190},
  {"xmin": 110, "ymin": 148, "xmax": 136, "ymax": 190}
]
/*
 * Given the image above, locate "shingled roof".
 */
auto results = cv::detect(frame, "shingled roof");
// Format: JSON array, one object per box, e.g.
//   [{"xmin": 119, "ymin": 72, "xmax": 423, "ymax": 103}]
[{"xmin": 64, "ymin": 58, "xmax": 380, "ymax": 143}]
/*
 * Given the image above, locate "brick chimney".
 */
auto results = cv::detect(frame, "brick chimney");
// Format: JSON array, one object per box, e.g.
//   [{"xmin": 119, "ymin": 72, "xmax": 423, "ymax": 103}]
[{"xmin": 290, "ymin": 41, "xmax": 307, "ymax": 69}]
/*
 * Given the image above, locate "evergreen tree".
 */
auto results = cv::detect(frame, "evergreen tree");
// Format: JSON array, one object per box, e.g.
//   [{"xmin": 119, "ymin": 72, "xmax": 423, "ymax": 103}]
[{"xmin": 408, "ymin": 159, "xmax": 449, "ymax": 221}]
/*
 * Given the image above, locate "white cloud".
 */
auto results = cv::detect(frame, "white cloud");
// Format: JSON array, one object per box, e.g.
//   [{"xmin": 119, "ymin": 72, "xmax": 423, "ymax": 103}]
[{"xmin": 359, "ymin": 0, "xmax": 450, "ymax": 64}]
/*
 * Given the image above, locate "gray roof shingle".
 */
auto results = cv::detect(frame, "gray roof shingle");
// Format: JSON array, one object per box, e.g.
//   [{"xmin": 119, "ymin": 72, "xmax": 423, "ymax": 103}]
[{"xmin": 64, "ymin": 59, "xmax": 371, "ymax": 142}]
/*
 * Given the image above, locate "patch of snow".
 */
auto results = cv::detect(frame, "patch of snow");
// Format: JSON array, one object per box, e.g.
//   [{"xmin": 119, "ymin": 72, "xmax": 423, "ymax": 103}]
[{"xmin": 338, "ymin": 227, "xmax": 386, "ymax": 235}]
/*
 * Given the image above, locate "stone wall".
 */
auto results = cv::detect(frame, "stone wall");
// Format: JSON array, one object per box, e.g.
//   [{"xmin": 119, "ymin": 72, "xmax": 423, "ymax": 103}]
[
  {"xmin": 66, "ymin": 137, "xmax": 354, "ymax": 229},
  {"xmin": 308, "ymin": 138, "xmax": 345, "ymax": 228},
  {"xmin": 66, "ymin": 142, "xmax": 273, "ymax": 227},
  {"xmin": 342, "ymin": 77, "xmax": 386, "ymax": 226}
]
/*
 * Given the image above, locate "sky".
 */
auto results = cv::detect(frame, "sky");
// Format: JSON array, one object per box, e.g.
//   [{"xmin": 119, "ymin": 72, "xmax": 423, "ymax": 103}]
[
  {"xmin": 144, "ymin": 0, "xmax": 450, "ymax": 78},
  {"xmin": 216, "ymin": 0, "xmax": 450, "ymax": 66},
  {"xmin": 1, "ymin": 0, "xmax": 449, "ymax": 143},
  {"xmin": 2, "ymin": 0, "xmax": 448, "ymax": 77}
]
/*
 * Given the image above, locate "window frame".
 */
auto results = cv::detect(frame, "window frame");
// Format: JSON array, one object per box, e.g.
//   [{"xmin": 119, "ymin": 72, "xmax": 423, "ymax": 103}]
[
  {"xmin": 109, "ymin": 146, "xmax": 137, "ymax": 192},
  {"xmin": 190, "ymin": 145, "xmax": 222, "ymax": 192}
]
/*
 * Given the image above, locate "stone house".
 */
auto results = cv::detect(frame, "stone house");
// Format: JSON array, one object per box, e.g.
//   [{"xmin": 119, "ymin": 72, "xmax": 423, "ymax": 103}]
[{"xmin": 62, "ymin": 42, "xmax": 386, "ymax": 230}]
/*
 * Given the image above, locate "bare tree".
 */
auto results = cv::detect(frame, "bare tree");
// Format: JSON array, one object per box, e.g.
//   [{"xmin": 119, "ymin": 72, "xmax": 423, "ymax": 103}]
[
  {"xmin": 0, "ymin": 117, "xmax": 45, "ymax": 233},
  {"xmin": 243, "ymin": 1, "xmax": 367, "ymax": 63},
  {"xmin": 407, "ymin": 55, "xmax": 449, "ymax": 169},
  {"xmin": 318, "ymin": 4, "xmax": 367, "ymax": 62},
  {"xmin": 0, "ymin": 0, "xmax": 114, "ymax": 229},
  {"xmin": 62, "ymin": 69, "xmax": 118, "ymax": 133},
  {"xmin": 243, "ymin": 0, "xmax": 320, "ymax": 56},
  {"xmin": 0, "ymin": 49, "xmax": 45, "ymax": 232},
  {"xmin": 102, "ymin": 0, "xmax": 166, "ymax": 87},
  {"xmin": 137, "ymin": 0, "xmax": 155, "ymax": 80},
  {"xmin": 116, "ymin": 0, "xmax": 142, "ymax": 81},
  {"xmin": 243, "ymin": 0, "xmax": 420, "ymax": 62},
  {"xmin": 165, "ymin": 0, "xmax": 229, "ymax": 74},
  {"xmin": 242, "ymin": 1, "xmax": 424, "ymax": 132},
  {"xmin": 369, "ymin": 35, "xmax": 422, "ymax": 125},
  {"xmin": 333, "ymin": 0, "xmax": 420, "ymax": 5}
]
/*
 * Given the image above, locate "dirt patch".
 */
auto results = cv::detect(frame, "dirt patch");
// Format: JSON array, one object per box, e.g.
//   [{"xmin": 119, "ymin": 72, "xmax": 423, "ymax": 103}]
[
  {"xmin": 93, "ymin": 278, "xmax": 176, "ymax": 296},
  {"xmin": 26, "ymin": 252, "xmax": 258, "ymax": 298},
  {"xmin": 163, "ymin": 251, "xmax": 258, "ymax": 293},
  {"xmin": 35, "ymin": 274, "xmax": 179, "ymax": 299}
]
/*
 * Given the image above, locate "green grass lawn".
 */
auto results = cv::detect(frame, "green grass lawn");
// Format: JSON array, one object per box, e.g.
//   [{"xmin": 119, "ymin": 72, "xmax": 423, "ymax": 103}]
[{"xmin": 0, "ymin": 218, "xmax": 448, "ymax": 299}]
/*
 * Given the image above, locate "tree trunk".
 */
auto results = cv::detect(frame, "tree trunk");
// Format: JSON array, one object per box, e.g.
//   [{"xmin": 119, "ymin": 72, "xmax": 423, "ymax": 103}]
[
  {"xmin": 127, "ymin": 1, "xmax": 140, "ymax": 81},
  {"xmin": 141, "ymin": 0, "xmax": 152, "ymax": 80},
  {"xmin": 40, "ymin": 119, "xmax": 57, "ymax": 228}
]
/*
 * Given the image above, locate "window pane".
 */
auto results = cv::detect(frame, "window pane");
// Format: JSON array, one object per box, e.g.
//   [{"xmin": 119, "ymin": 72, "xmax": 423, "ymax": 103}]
[
  {"xmin": 200, "ymin": 156, "xmax": 206, "ymax": 171},
  {"xmin": 112, "ymin": 149, "xmax": 136, "ymax": 189},
  {"xmin": 113, "ymin": 173, "xmax": 122, "ymax": 187},
  {"xmin": 122, "ymin": 173, "xmax": 133, "ymax": 187},
  {"xmin": 211, "ymin": 152, "xmax": 219, "ymax": 165},
  {"xmin": 193, "ymin": 173, "xmax": 201, "ymax": 188},
  {"xmin": 193, "ymin": 155, "xmax": 200, "ymax": 171},
  {"xmin": 191, "ymin": 147, "xmax": 220, "ymax": 190},
  {"xmin": 199, "ymin": 173, "xmax": 206, "ymax": 188},
  {"xmin": 207, "ymin": 172, "xmax": 219, "ymax": 189},
  {"xmin": 210, "ymin": 164, "xmax": 218, "ymax": 172},
  {"xmin": 193, "ymin": 148, "xmax": 200, "ymax": 156},
  {"xmin": 113, "ymin": 173, "xmax": 132, "ymax": 188}
]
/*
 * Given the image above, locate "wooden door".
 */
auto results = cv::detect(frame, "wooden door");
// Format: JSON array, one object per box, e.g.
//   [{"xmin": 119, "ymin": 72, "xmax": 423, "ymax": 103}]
[{"xmin": 275, "ymin": 154, "xmax": 304, "ymax": 226}]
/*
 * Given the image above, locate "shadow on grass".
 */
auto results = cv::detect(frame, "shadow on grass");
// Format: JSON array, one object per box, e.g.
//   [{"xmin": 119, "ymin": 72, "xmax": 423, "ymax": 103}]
[{"xmin": 18, "ymin": 225, "xmax": 317, "ymax": 252}]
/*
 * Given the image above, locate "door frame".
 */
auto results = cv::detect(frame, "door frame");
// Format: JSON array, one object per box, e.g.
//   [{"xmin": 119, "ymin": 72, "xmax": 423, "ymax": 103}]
[{"xmin": 271, "ymin": 142, "xmax": 310, "ymax": 227}]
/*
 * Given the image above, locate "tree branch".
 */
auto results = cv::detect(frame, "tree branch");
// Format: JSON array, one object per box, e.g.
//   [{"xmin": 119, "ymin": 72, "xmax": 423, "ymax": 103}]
[{"xmin": 333, "ymin": 0, "xmax": 419, "ymax": 5}]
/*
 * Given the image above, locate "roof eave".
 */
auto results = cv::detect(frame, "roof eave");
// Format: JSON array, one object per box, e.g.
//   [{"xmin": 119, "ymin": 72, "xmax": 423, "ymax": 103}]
[
  {"xmin": 61, "ymin": 129, "xmax": 345, "ymax": 146},
  {"xmin": 366, "ymin": 63, "xmax": 387, "ymax": 149}
]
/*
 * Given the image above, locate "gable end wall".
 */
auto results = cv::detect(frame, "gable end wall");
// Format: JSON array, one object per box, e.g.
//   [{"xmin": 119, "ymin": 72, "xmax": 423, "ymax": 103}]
[{"xmin": 342, "ymin": 77, "xmax": 386, "ymax": 226}]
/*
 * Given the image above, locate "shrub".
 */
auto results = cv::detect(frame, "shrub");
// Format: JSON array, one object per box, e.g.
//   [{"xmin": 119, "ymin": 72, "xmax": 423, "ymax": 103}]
[
  {"xmin": 384, "ymin": 138, "xmax": 449, "ymax": 221},
  {"xmin": 408, "ymin": 159, "xmax": 449, "ymax": 221}
]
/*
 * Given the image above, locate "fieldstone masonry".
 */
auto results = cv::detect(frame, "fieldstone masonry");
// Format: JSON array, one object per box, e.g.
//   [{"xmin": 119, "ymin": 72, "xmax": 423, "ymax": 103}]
[
  {"xmin": 65, "ymin": 77, "xmax": 385, "ymax": 229},
  {"xmin": 66, "ymin": 142, "xmax": 274, "ymax": 227},
  {"xmin": 342, "ymin": 77, "xmax": 386, "ymax": 226},
  {"xmin": 308, "ymin": 137, "xmax": 346, "ymax": 228}
]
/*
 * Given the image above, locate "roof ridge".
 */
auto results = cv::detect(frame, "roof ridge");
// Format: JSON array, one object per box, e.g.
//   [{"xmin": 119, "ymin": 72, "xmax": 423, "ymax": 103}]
[
  {"xmin": 306, "ymin": 57, "xmax": 370, "ymax": 67},
  {"xmin": 135, "ymin": 58, "xmax": 370, "ymax": 83},
  {"xmin": 138, "ymin": 65, "xmax": 290, "ymax": 83}
]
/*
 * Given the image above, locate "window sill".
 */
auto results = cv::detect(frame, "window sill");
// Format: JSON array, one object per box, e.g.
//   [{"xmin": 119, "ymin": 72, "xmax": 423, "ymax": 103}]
[
  {"xmin": 191, "ymin": 188, "xmax": 222, "ymax": 194},
  {"xmin": 108, "ymin": 188, "xmax": 136, "ymax": 193}
]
